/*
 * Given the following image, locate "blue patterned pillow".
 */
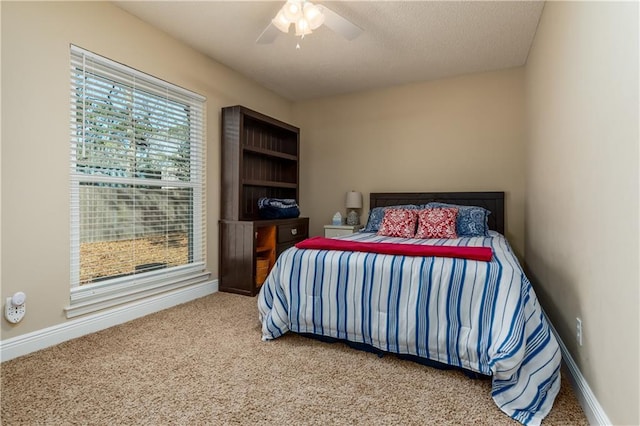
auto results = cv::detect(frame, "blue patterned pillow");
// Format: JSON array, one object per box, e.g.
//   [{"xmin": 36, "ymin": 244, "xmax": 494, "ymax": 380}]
[
  {"xmin": 362, "ymin": 204, "xmax": 421, "ymax": 233},
  {"xmin": 425, "ymin": 202, "xmax": 490, "ymax": 237}
]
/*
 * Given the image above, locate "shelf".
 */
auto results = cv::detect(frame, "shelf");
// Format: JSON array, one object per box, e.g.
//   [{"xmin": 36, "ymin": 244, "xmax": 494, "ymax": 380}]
[
  {"xmin": 242, "ymin": 180, "xmax": 297, "ymax": 189},
  {"xmin": 243, "ymin": 146, "xmax": 298, "ymax": 161}
]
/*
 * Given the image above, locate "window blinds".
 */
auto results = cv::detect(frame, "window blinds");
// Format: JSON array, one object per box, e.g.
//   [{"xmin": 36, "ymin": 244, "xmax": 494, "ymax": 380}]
[{"xmin": 69, "ymin": 45, "xmax": 206, "ymax": 311}]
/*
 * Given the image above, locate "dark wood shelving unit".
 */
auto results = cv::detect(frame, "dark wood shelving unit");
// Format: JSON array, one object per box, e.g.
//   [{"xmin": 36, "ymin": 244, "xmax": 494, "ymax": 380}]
[{"xmin": 219, "ymin": 105, "xmax": 308, "ymax": 296}]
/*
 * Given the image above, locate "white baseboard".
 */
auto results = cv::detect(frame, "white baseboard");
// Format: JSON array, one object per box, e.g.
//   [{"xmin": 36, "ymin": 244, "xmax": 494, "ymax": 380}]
[
  {"xmin": 0, "ymin": 279, "xmax": 218, "ymax": 362},
  {"xmin": 544, "ymin": 313, "xmax": 611, "ymax": 425}
]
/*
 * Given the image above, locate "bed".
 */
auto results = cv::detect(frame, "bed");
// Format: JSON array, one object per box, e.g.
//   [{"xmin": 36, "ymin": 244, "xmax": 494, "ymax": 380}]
[{"xmin": 257, "ymin": 191, "xmax": 561, "ymax": 426}]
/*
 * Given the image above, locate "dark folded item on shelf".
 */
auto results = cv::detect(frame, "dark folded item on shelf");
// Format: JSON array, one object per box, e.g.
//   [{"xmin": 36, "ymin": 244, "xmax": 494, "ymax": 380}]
[{"xmin": 258, "ymin": 198, "xmax": 300, "ymax": 219}]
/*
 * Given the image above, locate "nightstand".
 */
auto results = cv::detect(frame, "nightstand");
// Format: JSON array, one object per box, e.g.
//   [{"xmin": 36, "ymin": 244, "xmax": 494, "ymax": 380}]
[{"xmin": 324, "ymin": 224, "xmax": 363, "ymax": 238}]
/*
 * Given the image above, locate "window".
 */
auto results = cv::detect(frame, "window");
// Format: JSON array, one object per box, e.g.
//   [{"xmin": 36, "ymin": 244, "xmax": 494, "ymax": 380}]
[{"xmin": 68, "ymin": 45, "xmax": 207, "ymax": 317}]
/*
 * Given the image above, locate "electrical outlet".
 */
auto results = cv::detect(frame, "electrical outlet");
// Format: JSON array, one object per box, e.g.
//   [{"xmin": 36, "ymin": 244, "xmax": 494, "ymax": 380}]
[
  {"xmin": 576, "ymin": 317, "xmax": 583, "ymax": 346},
  {"xmin": 5, "ymin": 293, "xmax": 26, "ymax": 324}
]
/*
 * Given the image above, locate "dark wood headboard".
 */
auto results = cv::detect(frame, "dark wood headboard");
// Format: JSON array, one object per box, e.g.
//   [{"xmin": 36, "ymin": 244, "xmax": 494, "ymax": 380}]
[{"xmin": 369, "ymin": 192, "xmax": 505, "ymax": 234}]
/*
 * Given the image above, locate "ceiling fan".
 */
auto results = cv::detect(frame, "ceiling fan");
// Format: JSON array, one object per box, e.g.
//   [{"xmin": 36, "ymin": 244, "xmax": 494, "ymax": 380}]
[{"xmin": 256, "ymin": 0, "xmax": 363, "ymax": 44}]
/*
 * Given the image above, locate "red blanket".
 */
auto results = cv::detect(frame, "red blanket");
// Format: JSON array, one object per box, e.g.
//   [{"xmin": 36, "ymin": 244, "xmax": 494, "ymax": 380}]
[{"xmin": 295, "ymin": 236, "xmax": 493, "ymax": 261}]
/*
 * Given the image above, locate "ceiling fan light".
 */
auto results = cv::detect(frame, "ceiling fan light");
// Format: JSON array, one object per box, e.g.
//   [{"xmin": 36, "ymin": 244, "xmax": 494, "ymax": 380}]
[
  {"xmin": 303, "ymin": 2, "xmax": 324, "ymax": 30},
  {"xmin": 272, "ymin": 10, "xmax": 291, "ymax": 33},
  {"xmin": 295, "ymin": 17, "xmax": 312, "ymax": 36},
  {"xmin": 282, "ymin": 0, "xmax": 302, "ymax": 22}
]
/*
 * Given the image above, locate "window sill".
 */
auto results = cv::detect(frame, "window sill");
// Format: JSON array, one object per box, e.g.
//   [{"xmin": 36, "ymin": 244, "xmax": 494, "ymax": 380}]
[{"xmin": 65, "ymin": 268, "xmax": 211, "ymax": 318}]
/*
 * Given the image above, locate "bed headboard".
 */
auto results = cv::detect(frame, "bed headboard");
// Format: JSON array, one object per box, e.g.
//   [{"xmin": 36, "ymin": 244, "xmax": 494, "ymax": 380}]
[{"xmin": 369, "ymin": 192, "xmax": 505, "ymax": 234}]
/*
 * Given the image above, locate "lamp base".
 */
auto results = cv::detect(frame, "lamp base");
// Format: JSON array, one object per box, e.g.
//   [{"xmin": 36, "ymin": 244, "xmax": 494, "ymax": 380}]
[{"xmin": 346, "ymin": 210, "xmax": 359, "ymax": 226}]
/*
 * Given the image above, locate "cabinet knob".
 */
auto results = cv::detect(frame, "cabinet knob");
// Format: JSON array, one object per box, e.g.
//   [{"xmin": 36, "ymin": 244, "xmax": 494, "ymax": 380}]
[{"xmin": 291, "ymin": 228, "xmax": 297, "ymax": 236}]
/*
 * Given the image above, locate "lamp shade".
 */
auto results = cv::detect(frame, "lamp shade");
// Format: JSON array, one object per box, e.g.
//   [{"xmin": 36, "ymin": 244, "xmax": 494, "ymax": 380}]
[
  {"xmin": 303, "ymin": 2, "xmax": 325, "ymax": 30},
  {"xmin": 282, "ymin": 0, "xmax": 303, "ymax": 22},
  {"xmin": 272, "ymin": 10, "xmax": 292, "ymax": 33},
  {"xmin": 295, "ymin": 17, "xmax": 312, "ymax": 36},
  {"xmin": 345, "ymin": 191, "xmax": 363, "ymax": 209}
]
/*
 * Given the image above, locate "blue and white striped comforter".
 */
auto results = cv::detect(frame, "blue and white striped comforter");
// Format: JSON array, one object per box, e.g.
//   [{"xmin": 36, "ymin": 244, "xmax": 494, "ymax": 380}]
[{"xmin": 257, "ymin": 231, "xmax": 561, "ymax": 425}]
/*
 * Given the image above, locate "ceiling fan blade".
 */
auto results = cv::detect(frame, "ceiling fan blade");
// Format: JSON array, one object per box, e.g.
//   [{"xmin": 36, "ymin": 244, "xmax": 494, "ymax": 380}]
[
  {"xmin": 317, "ymin": 5, "xmax": 363, "ymax": 41},
  {"xmin": 256, "ymin": 22, "xmax": 280, "ymax": 44}
]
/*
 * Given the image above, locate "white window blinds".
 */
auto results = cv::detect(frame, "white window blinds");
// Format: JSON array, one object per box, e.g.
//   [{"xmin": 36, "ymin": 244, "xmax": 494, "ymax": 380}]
[{"xmin": 68, "ymin": 45, "xmax": 207, "ymax": 316}]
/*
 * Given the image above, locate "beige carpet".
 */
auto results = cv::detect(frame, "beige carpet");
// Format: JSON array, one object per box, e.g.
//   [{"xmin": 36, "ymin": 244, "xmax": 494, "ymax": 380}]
[{"xmin": 1, "ymin": 292, "xmax": 588, "ymax": 425}]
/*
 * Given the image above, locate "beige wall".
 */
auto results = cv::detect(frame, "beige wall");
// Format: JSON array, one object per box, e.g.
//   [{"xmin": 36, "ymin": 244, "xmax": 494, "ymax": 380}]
[
  {"xmin": 0, "ymin": 1, "xmax": 293, "ymax": 340},
  {"xmin": 525, "ymin": 2, "xmax": 639, "ymax": 425},
  {"xmin": 293, "ymin": 68, "xmax": 527, "ymax": 257}
]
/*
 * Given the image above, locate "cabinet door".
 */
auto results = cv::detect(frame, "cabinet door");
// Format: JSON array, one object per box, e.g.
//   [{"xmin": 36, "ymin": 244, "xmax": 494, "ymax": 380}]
[{"xmin": 219, "ymin": 221, "xmax": 255, "ymax": 296}]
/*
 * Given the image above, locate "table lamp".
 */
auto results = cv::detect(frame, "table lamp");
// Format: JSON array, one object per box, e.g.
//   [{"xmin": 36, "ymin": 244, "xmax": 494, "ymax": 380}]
[{"xmin": 345, "ymin": 191, "xmax": 363, "ymax": 226}]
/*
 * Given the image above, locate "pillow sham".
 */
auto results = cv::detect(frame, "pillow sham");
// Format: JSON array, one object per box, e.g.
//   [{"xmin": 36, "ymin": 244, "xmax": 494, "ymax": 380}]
[
  {"xmin": 377, "ymin": 208, "xmax": 418, "ymax": 238},
  {"xmin": 363, "ymin": 204, "xmax": 421, "ymax": 233},
  {"xmin": 415, "ymin": 208, "xmax": 458, "ymax": 239},
  {"xmin": 426, "ymin": 202, "xmax": 490, "ymax": 237}
]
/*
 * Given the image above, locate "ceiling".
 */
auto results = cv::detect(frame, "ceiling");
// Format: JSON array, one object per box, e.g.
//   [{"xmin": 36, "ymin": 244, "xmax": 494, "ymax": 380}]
[{"xmin": 114, "ymin": 1, "xmax": 545, "ymax": 101}]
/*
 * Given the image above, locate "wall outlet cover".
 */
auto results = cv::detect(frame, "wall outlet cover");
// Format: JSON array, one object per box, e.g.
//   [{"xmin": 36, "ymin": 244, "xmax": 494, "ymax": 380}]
[{"xmin": 5, "ymin": 298, "xmax": 26, "ymax": 324}]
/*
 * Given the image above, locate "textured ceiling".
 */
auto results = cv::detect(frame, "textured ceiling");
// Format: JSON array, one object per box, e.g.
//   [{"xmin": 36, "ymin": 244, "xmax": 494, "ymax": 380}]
[{"xmin": 114, "ymin": 1, "xmax": 545, "ymax": 101}]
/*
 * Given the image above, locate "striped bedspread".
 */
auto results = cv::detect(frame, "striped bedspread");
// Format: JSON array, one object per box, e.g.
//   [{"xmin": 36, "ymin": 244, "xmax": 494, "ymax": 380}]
[{"xmin": 257, "ymin": 231, "xmax": 561, "ymax": 425}]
